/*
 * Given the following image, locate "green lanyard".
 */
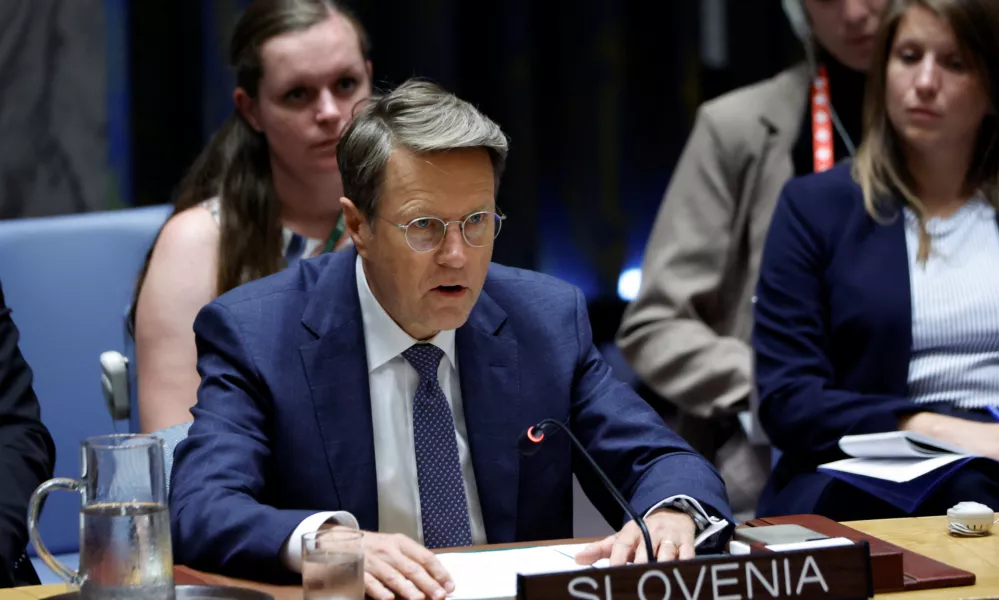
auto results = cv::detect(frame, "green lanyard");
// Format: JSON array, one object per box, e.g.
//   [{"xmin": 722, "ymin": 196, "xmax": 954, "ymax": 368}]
[{"xmin": 321, "ymin": 212, "xmax": 347, "ymax": 254}]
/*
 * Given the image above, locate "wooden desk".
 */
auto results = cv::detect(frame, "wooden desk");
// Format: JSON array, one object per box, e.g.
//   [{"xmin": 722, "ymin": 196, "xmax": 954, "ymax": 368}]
[
  {"xmin": 848, "ymin": 516, "xmax": 999, "ymax": 599},
  {"xmin": 5, "ymin": 516, "xmax": 997, "ymax": 600},
  {"xmin": 0, "ymin": 586, "xmax": 67, "ymax": 600},
  {"xmin": 169, "ymin": 538, "xmax": 596, "ymax": 600}
]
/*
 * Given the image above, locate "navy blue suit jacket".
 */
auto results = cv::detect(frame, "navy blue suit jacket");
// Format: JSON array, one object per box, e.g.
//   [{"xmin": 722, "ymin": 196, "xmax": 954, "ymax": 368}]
[
  {"xmin": 753, "ymin": 163, "xmax": 998, "ymax": 516},
  {"xmin": 170, "ymin": 250, "xmax": 732, "ymax": 581}
]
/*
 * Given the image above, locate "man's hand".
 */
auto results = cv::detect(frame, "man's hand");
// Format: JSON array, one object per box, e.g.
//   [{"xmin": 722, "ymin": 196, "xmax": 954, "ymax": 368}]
[
  {"xmin": 354, "ymin": 529, "xmax": 454, "ymax": 600},
  {"xmin": 574, "ymin": 508, "xmax": 697, "ymax": 566}
]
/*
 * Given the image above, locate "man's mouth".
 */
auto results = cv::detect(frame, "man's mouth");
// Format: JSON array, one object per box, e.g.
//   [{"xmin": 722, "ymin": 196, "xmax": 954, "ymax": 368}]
[{"xmin": 434, "ymin": 285, "xmax": 466, "ymax": 294}]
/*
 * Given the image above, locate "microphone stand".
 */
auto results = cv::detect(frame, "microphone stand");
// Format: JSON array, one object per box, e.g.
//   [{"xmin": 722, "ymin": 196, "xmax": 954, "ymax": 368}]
[{"xmin": 523, "ymin": 418, "xmax": 656, "ymax": 563}]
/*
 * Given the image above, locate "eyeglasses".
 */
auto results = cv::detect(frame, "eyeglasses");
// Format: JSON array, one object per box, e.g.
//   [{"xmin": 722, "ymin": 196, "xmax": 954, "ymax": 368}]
[{"xmin": 380, "ymin": 211, "xmax": 507, "ymax": 253}]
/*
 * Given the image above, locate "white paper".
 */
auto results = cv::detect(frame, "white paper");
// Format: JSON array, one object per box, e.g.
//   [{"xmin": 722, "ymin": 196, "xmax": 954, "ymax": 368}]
[
  {"xmin": 819, "ymin": 454, "xmax": 967, "ymax": 483},
  {"xmin": 728, "ymin": 540, "xmax": 752, "ymax": 556},
  {"xmin": 838, "ymin": 431, "xmax": 970, "ymax": 458},
  {"xmin": 549, "ymin": 543, "xmax": 613, "ymax": 569},
  {"xmin": 439, "ymin": 547, "xmax": 592, "ymax": 599},
  {"xmin": 765, "ymin": 537, "xmax": 855, "ymax": 552}
]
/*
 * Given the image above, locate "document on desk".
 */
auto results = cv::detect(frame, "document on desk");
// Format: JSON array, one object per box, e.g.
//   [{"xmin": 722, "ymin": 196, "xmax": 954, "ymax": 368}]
[
  {"xmin": 817, "ymin": 431, "xmax": 991, "ymax": 513},
  {"xmin": 439, "ymin": 544, "xmax": 602, "ymax": 599},
  {"xmin": 821, "ymin": 454, "xmax": 969, "ymax": 483},
  {"xmin": 821, "ymin": 431, "xmax": 980, "ymax": 483},
  {"xmin": 837, "ymin": 431, "xmax": 970, "ymax": 458}
]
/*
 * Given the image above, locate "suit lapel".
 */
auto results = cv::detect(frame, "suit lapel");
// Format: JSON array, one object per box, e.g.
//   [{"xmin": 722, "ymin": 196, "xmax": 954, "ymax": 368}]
[
  {"xmin": 299, "ymin": 251, "xmax": 379, "ymax": 530},
  {"xmin": 456, "ymin": 288, "xmax": 521, "ymax": 543},
  {"xmin": 759, "ymin": 63, "xmax": 810, "ymax": 149},
  {"xmin": 879, "ymin": 209, "xmax": 914, "ymax": 393},
  {"xmin": 757, "ymin": 63, "xmax": 809, "ymax": 184},
  {"xmin": 844, "ymin": 194, "xmax": 912, "ymax": 394},
  {"xmin": 742, "ymin": 64, "xmax": 809, "ymax": 287}
]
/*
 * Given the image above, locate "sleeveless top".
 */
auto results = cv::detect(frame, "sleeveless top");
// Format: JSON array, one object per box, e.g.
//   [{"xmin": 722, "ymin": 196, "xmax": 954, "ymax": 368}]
[
  {"xmin": 123, "ymin": 198, "xmax": 354, "ymax": 431},
  {"xmin": 201, "ymin": 197, "xmax": 352, "ymax": 267}
]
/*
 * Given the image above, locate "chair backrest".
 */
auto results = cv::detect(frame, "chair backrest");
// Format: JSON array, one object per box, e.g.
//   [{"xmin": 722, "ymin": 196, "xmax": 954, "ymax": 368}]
[{"xmin": 0, "ymin": 205, "xmax": 172, "ymax": 554}]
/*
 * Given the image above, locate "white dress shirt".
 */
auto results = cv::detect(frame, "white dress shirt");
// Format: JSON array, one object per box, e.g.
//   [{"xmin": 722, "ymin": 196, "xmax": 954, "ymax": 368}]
[
  {"xmin": 282, "ymin": 256, "xmax": 727, "ymax": 572},
  {"xmin": 282, "ymin": 256, "xmax": 487, "ymax": 571}
]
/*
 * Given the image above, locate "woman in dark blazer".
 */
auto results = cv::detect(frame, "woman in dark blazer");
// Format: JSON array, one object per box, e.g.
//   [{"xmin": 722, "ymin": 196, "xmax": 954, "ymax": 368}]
[{"xmin": 753, "ymin": 0, "xmax": 999, "ymax": 519}]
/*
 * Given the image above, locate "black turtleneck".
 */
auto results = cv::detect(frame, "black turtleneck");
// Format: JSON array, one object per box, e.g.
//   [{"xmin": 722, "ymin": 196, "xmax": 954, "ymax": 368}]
[{"xmin": 791, "ymin": 47, "xmax": 868, "ymax": 176}]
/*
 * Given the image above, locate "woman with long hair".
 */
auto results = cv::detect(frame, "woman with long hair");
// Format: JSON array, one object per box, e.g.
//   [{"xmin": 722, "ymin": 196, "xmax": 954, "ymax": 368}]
[
  {"xmin": 133, "ymin": 0, "xmax": 372, "ymax": 432},
  {"xmin": 754, "ymin": 0, "xmax": 999, "ymax": 519},
  {"xmin": 618, "ymin": 0, "xmax": 889, "ymax": 519}
]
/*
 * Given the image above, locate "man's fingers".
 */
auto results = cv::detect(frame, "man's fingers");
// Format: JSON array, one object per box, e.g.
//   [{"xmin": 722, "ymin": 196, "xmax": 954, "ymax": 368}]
[
  {"xmin": 644, "ymin": 510, "xmax": 699, "ymax": 562},
  {"xmin": 575, "ymin": 535, "xmax": 615, "ymax": 565},
  {"xmin": 367, "ymin": 554, "xmax": 426, "ymax": 600},
  {"xmin": 364, "ymin": 572, "xmax": 395, "ymax": 600},
  {"xmin": 394, "ymin": 553, "xmax": 448, "ymax": 600},
  {"xmin": 609, "ymin": 530, "xmax": 637, "ymax": 567},
  {"xmin": 678, "ymin": 542, "xmax": 696, "ymax": 560},
  {"xmin": 656, "ymin": 539, "xmax": 678, "ymax": 562},
  {"xmin": 407, "ymin": 542, "xmax": 455, "ymax": 593},
  {"xmin": 672, "ymin": 524, "xmax": 697, "ymax": 560},
  {"xmin": 634, "ymin": 533, "xmax": 650, "ymax": 564}
]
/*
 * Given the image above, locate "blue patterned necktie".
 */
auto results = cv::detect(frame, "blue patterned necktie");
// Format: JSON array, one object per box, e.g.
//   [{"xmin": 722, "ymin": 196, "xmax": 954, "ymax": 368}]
[{"xmin": 401, "ymin": 343, "xmax": 473, "ymax": 549}]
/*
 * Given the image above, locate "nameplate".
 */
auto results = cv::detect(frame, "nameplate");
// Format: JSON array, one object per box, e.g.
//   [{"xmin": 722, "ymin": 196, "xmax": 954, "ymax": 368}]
[{"xmin": 516, "ymin": 542, "xmax": 872, "ymax": 600}]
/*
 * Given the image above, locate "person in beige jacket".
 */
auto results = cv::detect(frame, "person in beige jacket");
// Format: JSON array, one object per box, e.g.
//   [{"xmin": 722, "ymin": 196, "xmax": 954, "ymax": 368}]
[{"xmin": 617, "ymin": 0, "xmax": 888, "ymax": 519}]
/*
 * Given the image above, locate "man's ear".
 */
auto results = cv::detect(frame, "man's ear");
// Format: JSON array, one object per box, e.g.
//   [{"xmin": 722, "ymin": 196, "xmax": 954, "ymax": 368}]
[
  {"xmin": 233, "ymin": 87, "xmax": 262, "ymax": 132},
  {"xmin": 341, "ymin": 197, "xmax": 370, "ymax": 258}
]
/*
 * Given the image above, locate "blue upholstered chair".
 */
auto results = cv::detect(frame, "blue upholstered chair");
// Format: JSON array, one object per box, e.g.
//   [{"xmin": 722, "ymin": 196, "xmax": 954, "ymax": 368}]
[{"xmin": 0, "ymin": 205, "xmax": 172, "ymax": 580}]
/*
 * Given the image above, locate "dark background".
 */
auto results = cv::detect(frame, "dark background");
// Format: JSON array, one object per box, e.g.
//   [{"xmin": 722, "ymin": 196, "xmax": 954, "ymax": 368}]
[{"xmin": 128, "ymin": 0, "xmax": 802, "ymax": 338}]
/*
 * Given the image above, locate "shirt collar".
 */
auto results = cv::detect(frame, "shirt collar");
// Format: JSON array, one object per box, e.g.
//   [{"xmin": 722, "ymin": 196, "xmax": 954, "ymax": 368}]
[{"xmin": 355, "ymin": 254, "xmax": 456, "ymax": 373}]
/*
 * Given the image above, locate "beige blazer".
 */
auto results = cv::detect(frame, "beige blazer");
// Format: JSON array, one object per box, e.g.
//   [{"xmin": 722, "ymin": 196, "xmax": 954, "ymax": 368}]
[{"xmin": 618, "ymin": 64, "xmax": 810, "ymax": 420}]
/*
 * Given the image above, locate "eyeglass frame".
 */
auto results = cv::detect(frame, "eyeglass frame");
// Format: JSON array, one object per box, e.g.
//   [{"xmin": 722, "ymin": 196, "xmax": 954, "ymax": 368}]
[{"xmin": 377, "ymin": 210, "xmax": 507, "ymax": 253}]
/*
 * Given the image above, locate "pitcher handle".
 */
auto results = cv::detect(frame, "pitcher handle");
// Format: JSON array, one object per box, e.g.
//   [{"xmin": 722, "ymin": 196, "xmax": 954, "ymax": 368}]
[{"xmin": 28, "ymin": 478, "xmax": 81, "ymax": 584}]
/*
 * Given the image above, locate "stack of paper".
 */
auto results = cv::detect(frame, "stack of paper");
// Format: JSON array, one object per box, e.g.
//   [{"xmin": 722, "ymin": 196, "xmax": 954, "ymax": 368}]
[
  {"xmin": 818, "ymin": 431, "xmax": 984, "ymax": 512},
  {"xmin": 438, "ymin": 544, "xmax": 599, "ymax": 599}
]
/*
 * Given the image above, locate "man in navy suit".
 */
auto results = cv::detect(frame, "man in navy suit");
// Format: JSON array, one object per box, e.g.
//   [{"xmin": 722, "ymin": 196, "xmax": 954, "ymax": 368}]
[{"xmin": 170, "ymin": 80, "xmax": 732, "ymax": 600}]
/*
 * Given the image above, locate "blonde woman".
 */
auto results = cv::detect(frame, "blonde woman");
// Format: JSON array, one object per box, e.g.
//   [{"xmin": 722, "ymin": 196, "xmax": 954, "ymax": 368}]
[
  {"xmin": 617, "ymin": 0, "xmax": 888, "ymax": 518},
  {"xmin": 753, "ymin": 0, "xmax": 999, "ymax": 519}
]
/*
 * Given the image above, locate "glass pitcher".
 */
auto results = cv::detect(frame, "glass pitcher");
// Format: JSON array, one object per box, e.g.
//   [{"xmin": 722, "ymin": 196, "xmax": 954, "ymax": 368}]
[{"xmin": 28, "ymin": 434, "xmax": 174, "ymax": 600}]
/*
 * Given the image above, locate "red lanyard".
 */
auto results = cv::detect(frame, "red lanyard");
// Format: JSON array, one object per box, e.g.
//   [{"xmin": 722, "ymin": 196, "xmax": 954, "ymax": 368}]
[{"xmin": 811, "ymin": 65, "xmax": 835, "ymax": 173}]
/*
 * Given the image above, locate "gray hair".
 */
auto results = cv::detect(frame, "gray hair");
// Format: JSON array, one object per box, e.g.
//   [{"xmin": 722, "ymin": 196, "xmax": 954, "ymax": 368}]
[{"xmin": 337, "ymin": 79, "xmax": 509, "ymax": 219}]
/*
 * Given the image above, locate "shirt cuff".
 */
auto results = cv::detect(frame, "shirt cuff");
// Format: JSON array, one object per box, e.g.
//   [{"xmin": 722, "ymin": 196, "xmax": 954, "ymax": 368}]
[
  {"xmin": 280, "ymin": 511, "xmax": 360, "ymax": 573},
  {"xmin": 644, "ymin": 495, "xmax": 730, "ymax": 548}
]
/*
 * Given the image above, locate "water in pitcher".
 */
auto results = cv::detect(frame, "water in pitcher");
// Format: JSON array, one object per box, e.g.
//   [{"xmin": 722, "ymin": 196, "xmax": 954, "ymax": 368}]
[
  {"xmin": 79, "ymin": 502, "xmax": 174, "ymax": 600},
  {"xmin": 302, "ymin": 552, "xmax": 364, "ymax": 600}
]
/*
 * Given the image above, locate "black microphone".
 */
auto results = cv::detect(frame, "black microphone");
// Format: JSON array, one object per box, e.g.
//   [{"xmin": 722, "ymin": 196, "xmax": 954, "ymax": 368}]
[{"xmin": 519, "ymin": 418, "xmax": 656, "ymax": 563}]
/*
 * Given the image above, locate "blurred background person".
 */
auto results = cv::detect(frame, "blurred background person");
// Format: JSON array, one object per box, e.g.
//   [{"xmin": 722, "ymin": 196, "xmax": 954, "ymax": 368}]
[
  {"xmin": 0, "ymin": 0, "xmax": 870, "ymax": 567},
  {"xmin": 754, "ymin": 0, "xmax": 999, "ymax": 520},
  {"xmin": 0, "ymin": 279, "xmax": 55, "ymax": 588},
  {"xmin": 0, "ymin": 0, "xmax": 109, "ymax": 219},
  {"xmin": 617, "ymin": 0, "xmax": 888, "ymax": 520},
  {"xmin": 132, "ymin": 0, "xmax": 373, "ymax": 433}
]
